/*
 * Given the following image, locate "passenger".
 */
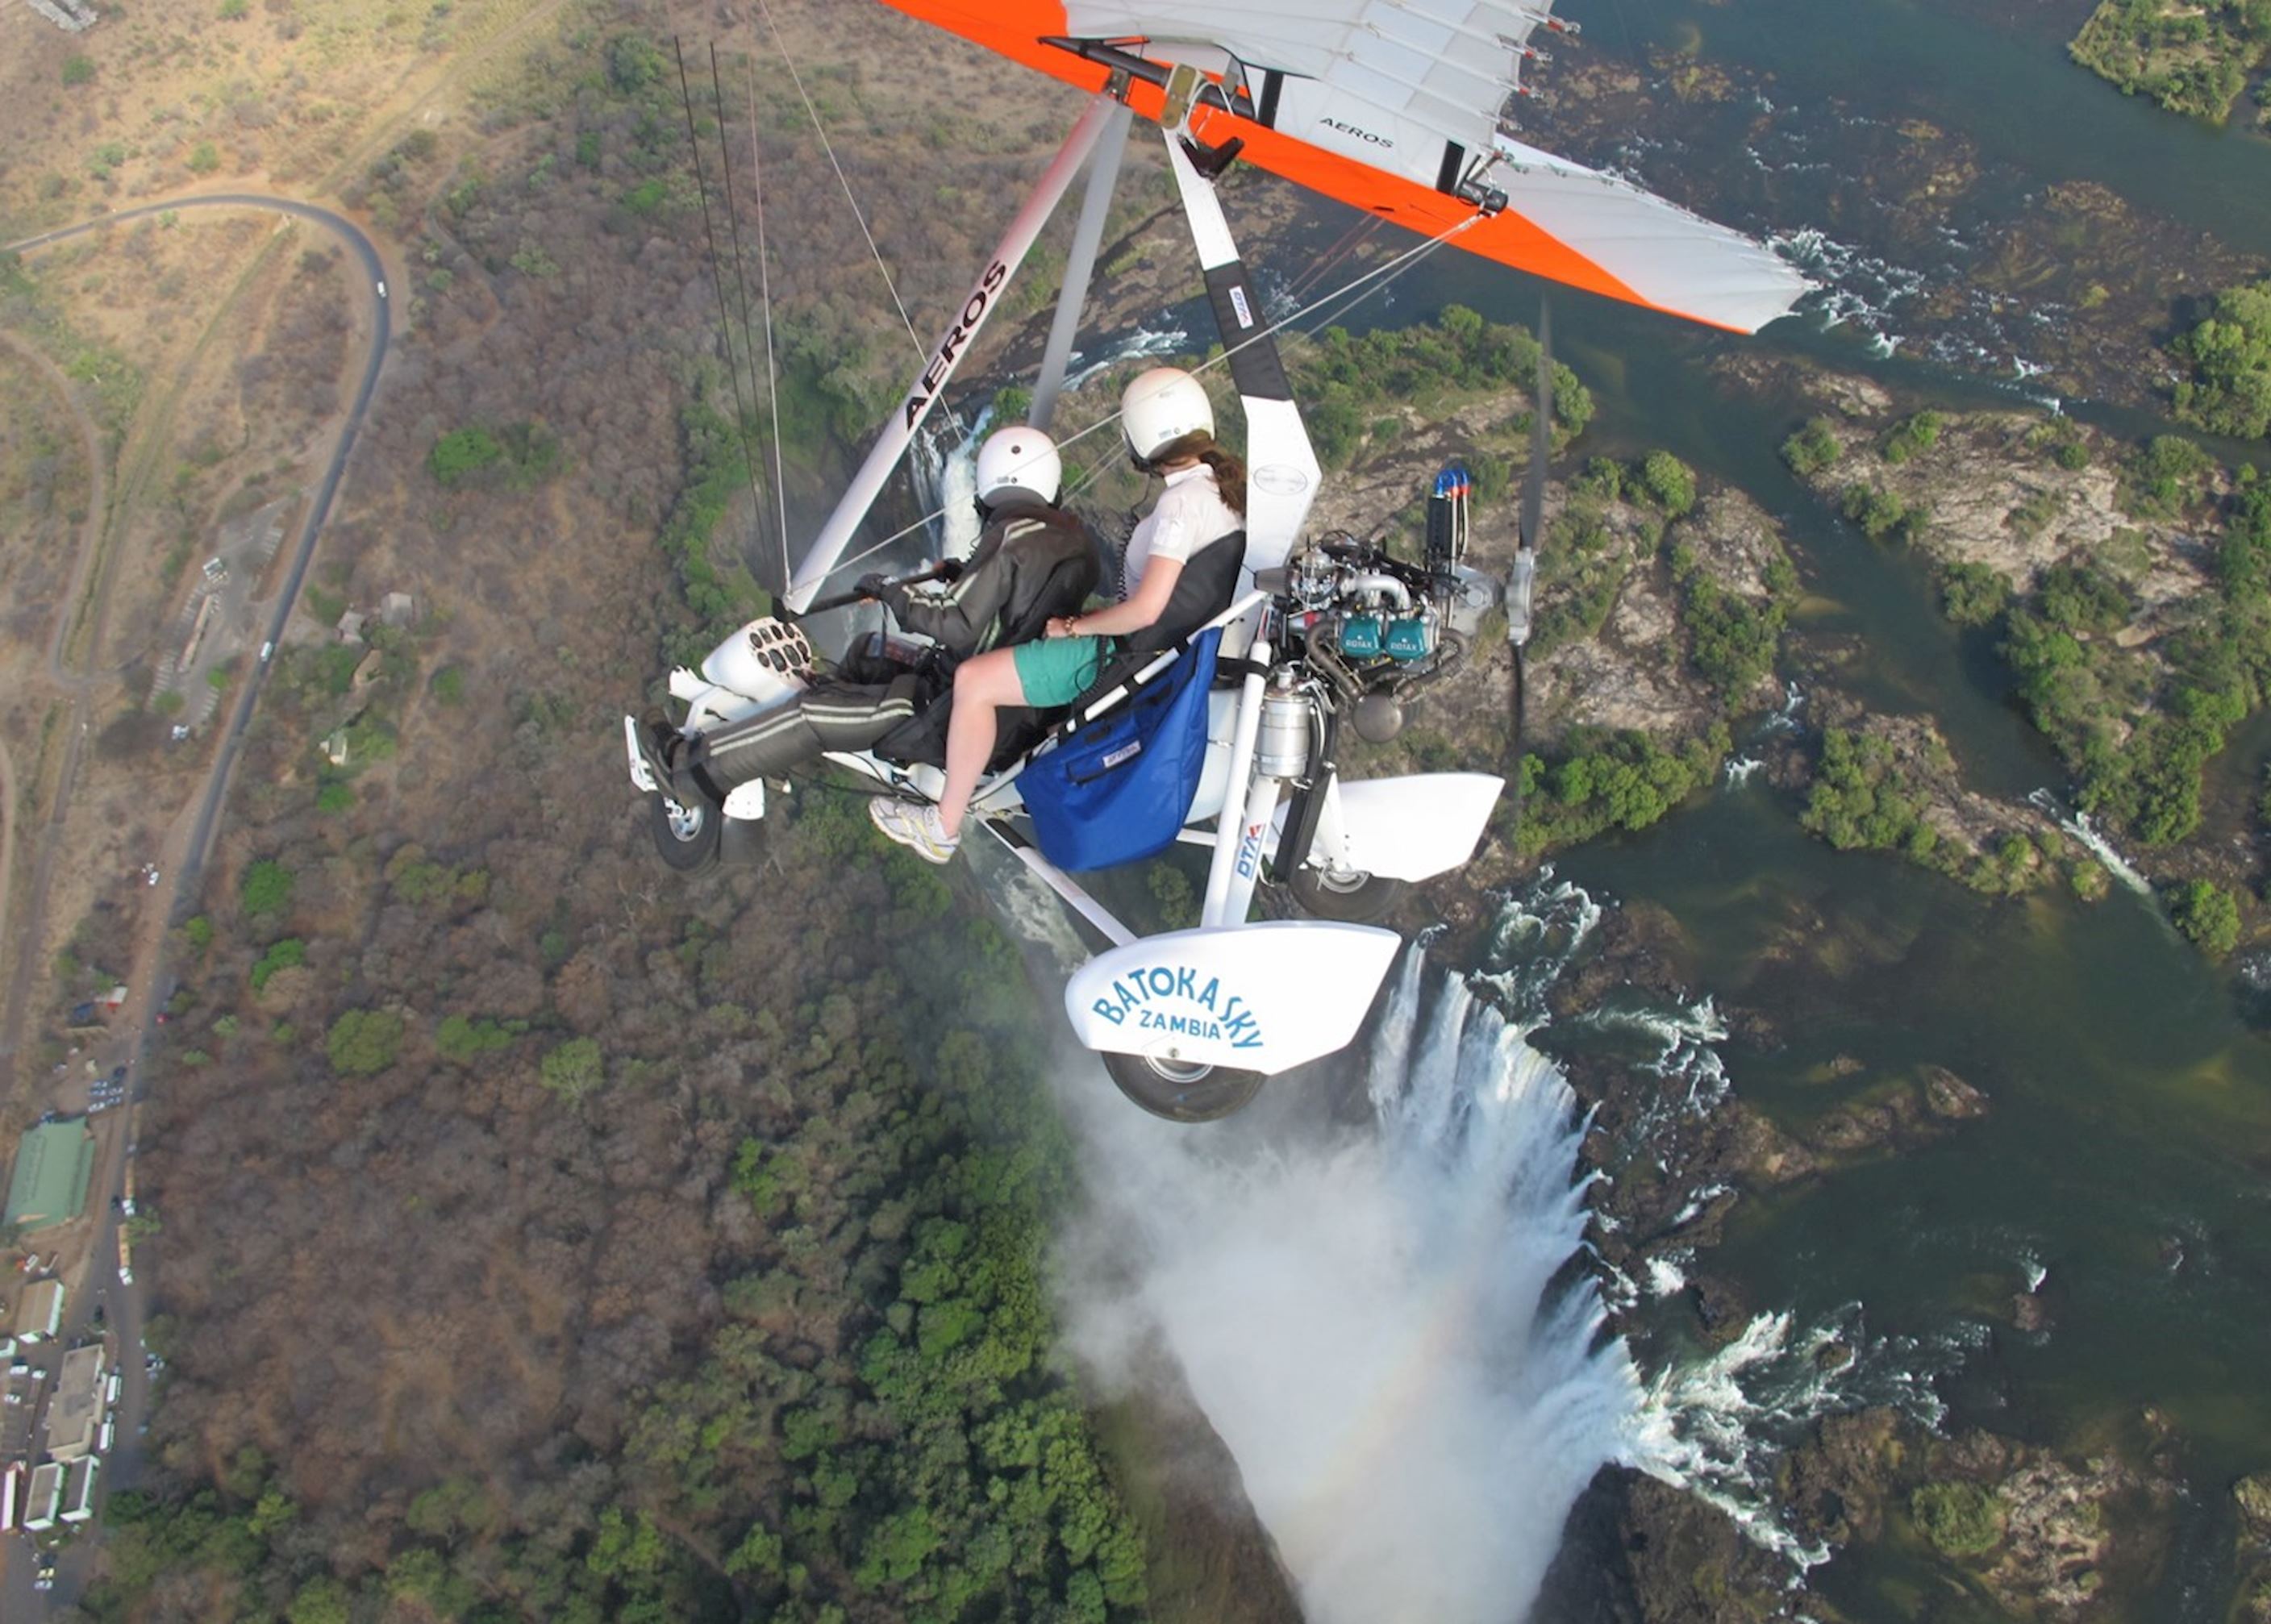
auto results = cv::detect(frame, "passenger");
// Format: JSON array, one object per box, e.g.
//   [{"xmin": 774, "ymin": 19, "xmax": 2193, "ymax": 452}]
[
  {"xmin": 640, "ymin": 426, "xmax": 1095, "ymax": 801},
  {"xmin": 869, "ymin": 368, "xmax": 1247, "ymax": 864}
]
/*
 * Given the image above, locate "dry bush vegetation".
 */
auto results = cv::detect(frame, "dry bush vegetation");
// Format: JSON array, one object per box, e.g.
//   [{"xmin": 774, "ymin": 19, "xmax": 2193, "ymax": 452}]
[
  {"xmin": 0, "ymin": 1, "xmax": 1301, "ymax": 1618},
  {"xmin": 0, "ymin": 348, "xmax": 87, "ymax": 647},
  {"xmin": 98, "ymin": 223, "xmax": 356, "ymax": 660},
  {"xmin": 0, "ymin": 0, "xmax": 566, "ymax": 234}
]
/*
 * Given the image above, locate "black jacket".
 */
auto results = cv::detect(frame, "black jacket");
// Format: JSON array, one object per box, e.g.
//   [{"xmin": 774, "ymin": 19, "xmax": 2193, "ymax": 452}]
[{"xmin": 879, "ymin": 499, "xmax": 1099, "ymax": 658}]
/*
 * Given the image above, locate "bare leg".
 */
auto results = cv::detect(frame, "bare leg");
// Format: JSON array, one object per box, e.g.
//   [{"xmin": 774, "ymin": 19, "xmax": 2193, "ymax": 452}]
[{"xmin": 937, "ymin": 648, "xmax": 1027, "ymax": 838}]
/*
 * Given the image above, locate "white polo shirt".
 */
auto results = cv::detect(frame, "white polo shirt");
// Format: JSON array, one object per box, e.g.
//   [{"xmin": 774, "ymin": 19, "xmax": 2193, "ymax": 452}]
[{"xmin": 1120, "ymin": 463, "xmax": 1241, "ymax": 596}]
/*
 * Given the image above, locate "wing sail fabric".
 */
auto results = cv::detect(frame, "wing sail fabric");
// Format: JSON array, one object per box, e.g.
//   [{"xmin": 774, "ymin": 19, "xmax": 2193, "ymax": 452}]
[{"xmin": 880, "ymin": 0, "xmax": 1810, "ymax": 333}]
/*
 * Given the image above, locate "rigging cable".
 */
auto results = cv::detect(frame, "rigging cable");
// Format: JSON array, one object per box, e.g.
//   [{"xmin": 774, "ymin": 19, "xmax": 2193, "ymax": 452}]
[
  {"xmin": 754, "ymin": 0, "xmax": 927, "ymax": 366},
  {"xmin": 706, "ymin": 42, "xmax": 783, "ymax": 595},
  {"xmin": 827, "ymin": 211, "xmax": 1481, "ymax": 577},
  {"xmin": 742, "ymin": 56, "xmax": 793, "ymax": 595},
  {"xmin": 673, "ymin": 37, "xmax": 769, "ymax": 543}
]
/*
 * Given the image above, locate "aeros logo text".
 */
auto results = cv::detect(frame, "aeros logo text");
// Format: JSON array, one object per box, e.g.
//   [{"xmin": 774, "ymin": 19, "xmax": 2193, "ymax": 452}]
[{"xmin": 905, "ymin": 260, "xmax": 1008, "ymax": 427}]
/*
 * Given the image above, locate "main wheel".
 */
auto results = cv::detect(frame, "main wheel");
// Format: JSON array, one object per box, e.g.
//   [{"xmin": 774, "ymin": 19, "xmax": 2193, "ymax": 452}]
[
  {"xmin": 1103, "ymin": 1050, "xmax": 1267, "ymax": 1123},
  {"xmin": 1288, "ymin": 864, "xmax": 1410, "ymax": 924},
  {"xmin": 648, "ymin": 786, "xmax": 721, "ymax": 871}
]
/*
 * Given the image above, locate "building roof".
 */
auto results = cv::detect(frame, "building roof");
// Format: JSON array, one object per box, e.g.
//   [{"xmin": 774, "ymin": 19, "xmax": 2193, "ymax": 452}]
[
  {"xmin": 14, "ymin": 1280, "xmax": 64, "ymax": 1339},
  {"xmin": 48, "ymin": 1343, "xmax": 104, "ymax": 1462},
  {"xmin": 25, "ymin": 1461, "xmax": 61, "ymax": 1527},
  {"xmin": 5, "ymin": 1118, "xmax": 94, "ymax": 1232}
]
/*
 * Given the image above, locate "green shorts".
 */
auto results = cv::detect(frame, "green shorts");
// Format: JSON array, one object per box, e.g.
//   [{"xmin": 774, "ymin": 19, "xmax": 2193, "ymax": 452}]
[{"xmin": 1011, "ymin": 634, "xmax": 1110, "ymax": 707}]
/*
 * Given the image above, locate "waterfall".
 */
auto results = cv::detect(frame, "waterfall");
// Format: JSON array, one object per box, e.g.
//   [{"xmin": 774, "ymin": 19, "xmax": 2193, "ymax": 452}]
[
  {"xmin": 2027, "ymin": 788, "xmax": 2152, "ymax": 896},
  {"xmin": 908, "ymin": 413, "xmax": 985, "ymax": 563},
  {"xmin": 1052, "ymin": 943, "xmax": 1642, "ymax": 1624},
  {"xmin": 957, "ymin": 836, "xmax": 1958, "ymax": 1607}
]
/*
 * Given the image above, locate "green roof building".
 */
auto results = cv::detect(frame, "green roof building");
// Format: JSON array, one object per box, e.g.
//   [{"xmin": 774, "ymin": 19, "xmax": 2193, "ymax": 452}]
[{"xmin": 4, "ymin": 1118, "xmax": 95, "ymax": 1232}]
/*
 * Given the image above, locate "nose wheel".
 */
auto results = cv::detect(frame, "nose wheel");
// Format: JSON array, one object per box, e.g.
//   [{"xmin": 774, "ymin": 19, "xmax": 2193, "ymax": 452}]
[
  {"xmin": 648, "ymin": 786, "xmax": 722, "ymax": 871},
  {"xmin": 1288, "ymin": 864, "xmax": 1409, "ymax": 923},
  {"xmin": 1102, "ymin": 1050, "xmax": 1267, "ymax": 1122}
]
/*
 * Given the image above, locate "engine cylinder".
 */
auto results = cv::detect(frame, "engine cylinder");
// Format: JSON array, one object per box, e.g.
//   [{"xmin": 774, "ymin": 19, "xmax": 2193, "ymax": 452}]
[{"xmin": 1256, "ymin": 685, "xmax": 1315, "ymax": 780}]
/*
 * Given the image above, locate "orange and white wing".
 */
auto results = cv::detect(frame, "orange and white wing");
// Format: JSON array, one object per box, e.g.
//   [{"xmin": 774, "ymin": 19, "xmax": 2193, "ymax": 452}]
[{"xmin": 881, "ymin": 0, "xmax": 1810, "ymax": 333}]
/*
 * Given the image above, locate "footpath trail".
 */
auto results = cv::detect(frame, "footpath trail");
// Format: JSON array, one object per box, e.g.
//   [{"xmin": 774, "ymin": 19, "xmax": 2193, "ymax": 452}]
[
  {"xmin": 0, "ymin": 326, "xmax": 113, "ymax": 1122},
  {"xmin": 0, "ymin": 194, "xmax": 390, "ymax": 1620}
]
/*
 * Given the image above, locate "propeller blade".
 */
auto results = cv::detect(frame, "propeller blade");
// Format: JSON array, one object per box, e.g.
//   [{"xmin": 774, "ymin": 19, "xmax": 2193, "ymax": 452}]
[
  {"xmin": 1506, "ymin": 298, "xmax": 1550, "ymax": 857},
  {"xmin": 1520, "ymin": 301, "xmax": 1551, "ymax": 556},
  {"xmin": 1506, "ymin": 298, "xmax": 1550, "ymax": 650},
  {"xmin": 1506, "ymin": 643, "xmax": 1527, "ymax": 843}
]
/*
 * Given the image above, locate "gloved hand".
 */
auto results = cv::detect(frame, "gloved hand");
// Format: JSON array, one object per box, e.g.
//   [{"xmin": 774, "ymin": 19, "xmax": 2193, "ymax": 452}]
[
  {"xmin": 934, "ymin": 558, "xmax": 965, "ymax": 584},
  {"xmin": 856, "ymin": 572, "xmax": 890, "ymax": 600}
]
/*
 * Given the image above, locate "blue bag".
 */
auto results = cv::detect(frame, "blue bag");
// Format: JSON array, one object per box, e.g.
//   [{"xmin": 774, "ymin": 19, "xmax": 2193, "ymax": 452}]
[{"xmin": 1019, "ymin": 630, "xmax": 1222, "ymax": 872}]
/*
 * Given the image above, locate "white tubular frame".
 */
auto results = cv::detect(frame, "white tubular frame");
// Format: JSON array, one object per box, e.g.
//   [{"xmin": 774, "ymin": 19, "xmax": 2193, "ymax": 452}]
[
  {"xmin": 1200, "ymin": 636, "xmax": 1273, "ymax": 927},
  {"xmin": 785, "ymin": 98, "xmax": 1116, "ymax": 609},
  {"xmin": 1160, "ymin": 133, "xmax": 1323, "ymax": 575}
]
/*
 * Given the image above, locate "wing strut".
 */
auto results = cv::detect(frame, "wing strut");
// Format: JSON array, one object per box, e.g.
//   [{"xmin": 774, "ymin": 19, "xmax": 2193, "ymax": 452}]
[
  {"xmin": 785, "ymin": 98, "xmax": 1116, "ymax": 610},
  {"xmin": 1030, "ymin": 102, "xmax": 1134, "ymax": 433}
]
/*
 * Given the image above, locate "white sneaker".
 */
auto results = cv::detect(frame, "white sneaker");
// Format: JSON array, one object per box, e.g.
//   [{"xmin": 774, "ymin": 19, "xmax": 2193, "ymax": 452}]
[{"xmin": 869, "ymin": 797, "xmax": 960, "ymax": 864}]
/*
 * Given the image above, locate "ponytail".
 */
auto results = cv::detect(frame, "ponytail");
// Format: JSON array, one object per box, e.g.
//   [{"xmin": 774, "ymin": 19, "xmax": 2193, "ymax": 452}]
[{"xmin": 1151, "ymin": 431, "xmax": 1247, "ymax": 518}]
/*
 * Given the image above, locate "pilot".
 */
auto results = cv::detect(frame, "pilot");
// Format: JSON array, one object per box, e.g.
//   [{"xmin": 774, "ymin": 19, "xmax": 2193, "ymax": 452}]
[
  {"xmin": 869, "ymin": 368, "xmax": 1247, "ymax": 864},
  {"xmin": 640, "ymin": 425, "xmax": 1098, "ymax": 802}
]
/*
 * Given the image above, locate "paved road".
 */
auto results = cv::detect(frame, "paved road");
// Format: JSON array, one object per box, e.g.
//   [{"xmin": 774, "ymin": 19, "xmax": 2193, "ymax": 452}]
[{"xmin": 0, "ymin": 193, "xmax": 390, "ymax": 1618}]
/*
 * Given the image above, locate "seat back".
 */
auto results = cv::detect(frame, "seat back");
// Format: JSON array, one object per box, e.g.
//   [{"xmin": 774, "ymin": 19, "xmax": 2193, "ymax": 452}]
[
  {"xmin": 1122, "ymin": 529, "xmax": 1246, "ymax": 655},
  {"xmin": 995, "ymin": 544, "xmax": 1102, "ymax": 650}
]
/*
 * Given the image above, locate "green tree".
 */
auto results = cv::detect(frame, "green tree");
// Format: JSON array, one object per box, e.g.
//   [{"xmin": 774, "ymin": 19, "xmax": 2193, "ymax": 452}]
[
  {"xmin": 1880, "ymin": 410, "xmax": 1944, "ymax": 464},
  {"xmin": 327, "ymin": 1009, "xmax": 404, "ymax": 1076},
  {"xmin": 2173, "ymin": 279, "xmax": 2271, "ymax": 439},
  {"xmin": 240, "ymin": 858, "xmax": 294, "ymax": 917},
  {"xmin": 1802, "ymin": 729, "xmax": 1936, "ymax": 857},
  {"xmin": 427, "ymin": 427, "xmax": 503, "ymax": 488},
  {"xmin": 1911, "ymin": 1480, "xmax": 2004, "ymax": 1559},
  {"xmin": 435, "ymin": 1014, "xmax": 517, "ymax": 1064},
  {"xmin": 2170, "ymin": 878, "xmax": 2242, "ymax": 956},
  {"xmin": 1781, "ymin": 416, "xmax": 1840, "ymax": 475},
  {"xmin": 250, "ymin": 938, "xmax": 305, "ymax": 992},
  {"xmin": 1840, "ymin": 481, "xmax": 1926, "ymax": 542},
  {"xmin": 62, "ymin": 56, "xmax": 94, "ymax": 85},
  {"xmin": 606, "ymin": 34, "xmax": 669, "ymax": 95},
  {"xmin": 287, "ymin": 1576, "xmax": 352, "ymax": 1624},
  {"xmin": 1939, "ymin": 562, "xmax": 2012, "ymax": 627},
  {"xmin": 188, "ymin": 141, "xmax": 221, "ymax": 175},
  {"xmin": 540, "ymin": 1036, "xmax": 605, "ymax": 1101},
  {"xmin": 1635, "ymin": 451, "xmax": 1698, "ymax": 517}
]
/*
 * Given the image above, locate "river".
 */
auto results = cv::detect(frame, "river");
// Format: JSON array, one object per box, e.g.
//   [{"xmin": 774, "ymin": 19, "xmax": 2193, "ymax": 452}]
[
  {"xmin": 1462, "ymin": 1, "xmax": 2271, "ymax": 1615},
  {"xmin": 1227, "ymin": 1, "xmax": 2271, "ymax": 1615}
]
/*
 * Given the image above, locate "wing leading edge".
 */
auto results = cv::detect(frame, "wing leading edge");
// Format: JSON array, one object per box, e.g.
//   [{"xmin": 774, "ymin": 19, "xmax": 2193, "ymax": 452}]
[{"xmin": 878, "ymin": 0, "xmax": 1809, "ymax": 333}]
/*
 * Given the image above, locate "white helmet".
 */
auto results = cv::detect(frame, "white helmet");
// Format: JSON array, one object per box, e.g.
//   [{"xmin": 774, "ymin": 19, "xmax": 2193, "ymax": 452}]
[
  {"xmin": 1120, "ymin": 367, "xmax": 1215, "ymax": 465},
  {"xmin": 973, "ymin": 425, "xmax": 1061, "ymax": 506}
]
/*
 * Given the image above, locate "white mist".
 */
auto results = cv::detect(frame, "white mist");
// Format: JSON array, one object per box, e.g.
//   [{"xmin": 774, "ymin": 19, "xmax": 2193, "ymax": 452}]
[{"xmin": 1054, "ymin": 944, "xmax": 1641, "ymax": 1624}]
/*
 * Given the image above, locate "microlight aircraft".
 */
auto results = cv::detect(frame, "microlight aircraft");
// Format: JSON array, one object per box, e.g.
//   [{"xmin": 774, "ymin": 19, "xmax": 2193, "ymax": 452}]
[{"xmin": 627, "ymin": 1, "xmax": 1809, "ymax": 1119}]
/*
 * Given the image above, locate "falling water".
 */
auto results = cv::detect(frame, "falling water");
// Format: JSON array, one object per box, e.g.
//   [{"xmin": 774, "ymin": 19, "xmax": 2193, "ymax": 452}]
[
  {"xmin": 1052, "ymin": 938, "xmax": 1644, "ymax": 1624},
  {"xmin": 908, "ymin": 415, "xmax": 985, "ymax": 562},
  {"xmin": 958, "ymin": 833, "xmax": 1960, "ymax": 1610},
  {"xmin": 2027, "ymin": 787, "xmax": 2152, "ymax": 896}
]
